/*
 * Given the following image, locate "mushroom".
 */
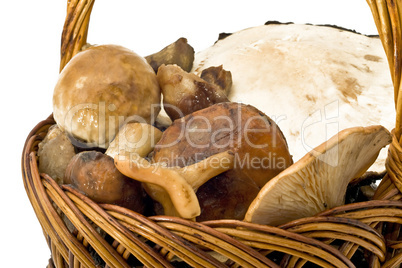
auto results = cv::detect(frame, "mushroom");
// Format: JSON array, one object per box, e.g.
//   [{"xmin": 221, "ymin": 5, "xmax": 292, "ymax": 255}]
[
  {"xmin": 244, "ymin": 125, "xmax": 392, "ymax": 226},
  {"xmin": 64, "ymin": 151, "xmax": 147, "ymax": 214},
  {"xmin": 38, "ymin": 124, "xmax": 76, "ymax": 184},
  {"xmin": 105, "ymin": 122, "xmax": 162, "ymax": 160},
  {"xmin": 145, "ymin": 37, "xmax": 195, "ymax": 73},
  {"xmin": 153, "ymin": 102, "xmax": 293, "ymax": 188},
  {"xmin": 53, "ymin": 44, "xmax": 161, "ymax": 149},
  {"xmin": 199, "ymin": 65, "xmax": 232, "ymax": 96},
  {"xmin": 195, "ymin": 171, "xmax": 260, "ymax": 221},
  {"xmin": 156, "ymin": 64, "xmax": 230, "ymax": 121},
  {"xmin": 150, "ymin": 102, "xmax": 292, "ymax": 220},
  {"xmin": 114, "ymin": 150, "xmax": 235, "ymax": 219},
  {"xmin": 192, "ymin": 23, "xmax": 394, "ymax": 173}
]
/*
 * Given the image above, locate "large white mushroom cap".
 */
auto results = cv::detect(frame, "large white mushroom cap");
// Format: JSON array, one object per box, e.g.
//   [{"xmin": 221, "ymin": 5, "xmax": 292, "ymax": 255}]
[{"xmin": 192, "ymin": 23, "xmax": 394, "ymax": 172}]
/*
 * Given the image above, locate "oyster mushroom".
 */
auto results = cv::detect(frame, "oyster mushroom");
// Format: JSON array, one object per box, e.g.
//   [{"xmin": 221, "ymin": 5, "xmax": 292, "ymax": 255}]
[
  {"xmin": 192, "ymin": 23, "xmax": 394, "ymax": 173},
  {"xmin": 105, "ymin": 122, "xmax": 162, "ymax": 159},
  {"xmin": 244, "ymin": 125, "xmax": 392, "ymax": 226},
  {"xmin": 114, "ymin": 150, "xmax": 234, "ymax": 219},
  {"xmin": 53, "ymin": 44, "xmax": 161, "ymax": 149}
]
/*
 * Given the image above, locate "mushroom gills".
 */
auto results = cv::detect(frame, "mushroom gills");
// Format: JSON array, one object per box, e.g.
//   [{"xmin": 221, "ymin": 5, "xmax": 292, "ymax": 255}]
[{"xmin": 244, "ymin": 125, "xmax": 392, "ymax": 226}]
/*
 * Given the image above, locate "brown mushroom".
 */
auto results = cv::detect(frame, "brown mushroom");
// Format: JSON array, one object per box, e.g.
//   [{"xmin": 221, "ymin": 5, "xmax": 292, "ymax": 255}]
[
  {"xmin": 200, "ymin": 65, "xmax": 232, "ymax": 96},
  {"xmin": 38, "ymin": 124, "xmax": 76, "ymax": 184},
  {"xmin": 53, "ymin": 44, "xmax": 161, "ymax": 149},
  {"xmin": 64, "ymin": 151, "xmax": 147, "ymax": 213},
  {"xmin": 156, "ymin": 64, "xmax": 230, "ymax": 121},
  {"xmin": 145, "ymin": 37, "xmax": 195, "ymax": 73},
  {"xmin": 244, "ymin": 125, "xmax": 391, "ymax": 226},
  {"xmin": 195, "ymin": 172, "xmax": 260, "ymax": 221},
  {"xmin": 150, "ymin": 102, "xmax": 292, "ymax": 220},
  {"xmin": 153, "ymin": 102, "xmax": 293, "ymax": 188}
]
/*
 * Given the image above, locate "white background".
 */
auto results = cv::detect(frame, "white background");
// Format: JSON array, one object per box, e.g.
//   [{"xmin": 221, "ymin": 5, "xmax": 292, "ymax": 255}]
[{"xmin": 2, "ymin": 1, "xmax": 380, "ymax": 267}]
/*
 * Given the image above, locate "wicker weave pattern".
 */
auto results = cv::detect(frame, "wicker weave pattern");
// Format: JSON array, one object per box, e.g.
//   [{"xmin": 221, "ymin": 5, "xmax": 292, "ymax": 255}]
[{"xmin": 21, "ymin": 0, "xmax": 402, "ymax": 267}]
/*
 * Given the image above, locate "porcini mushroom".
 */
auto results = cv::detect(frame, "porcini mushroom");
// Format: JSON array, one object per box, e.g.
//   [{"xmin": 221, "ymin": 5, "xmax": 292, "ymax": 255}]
[
  {"xmin": 244, "ymin": 125, "xmax": 392, "ymax": 226},
  {"xmin": 105, "ymin": 122, "xmax": 162, "ymax": 159},
  {"xmin": 53, "ymin": 44, "xmax": 161, "ymax": 149},
  {"xmin": 114, "ymin": 150, "xmax": 234, "ymax": 219},
  {"xmin": 192, "ymin": 23, "xmax": 394, "ymax": 172}
]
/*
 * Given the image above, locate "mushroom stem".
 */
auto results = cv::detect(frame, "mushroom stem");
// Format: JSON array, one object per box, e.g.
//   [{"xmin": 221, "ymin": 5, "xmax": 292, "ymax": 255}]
[
  {"xmin": 114, "ymin": 150, "xmax": 235, "ymax": 219},
  {"xmin": 115, "ymin": 155, "xmax": 200, "ymax": 219},
  {"xmin": 177, "ymin": 151, "xmax": 235, "ymax": 191},
  {"xmin": 106, "ymin": 123, "xmax": 162, "ymax": 159},
  {"xmin": 141, "ymin": 183, "xmax": 182, "ymax": 218}
]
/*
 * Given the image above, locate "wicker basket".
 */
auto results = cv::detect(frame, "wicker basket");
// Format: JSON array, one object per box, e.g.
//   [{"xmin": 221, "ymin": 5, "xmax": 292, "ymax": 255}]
[{"xmin": 21, "ymin": 0, "xmax": 402, "ymax": 267}]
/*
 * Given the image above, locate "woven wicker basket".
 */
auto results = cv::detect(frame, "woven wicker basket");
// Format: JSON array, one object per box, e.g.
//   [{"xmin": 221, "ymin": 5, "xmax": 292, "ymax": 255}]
[{"xmin": 21, "ymin": 0, "xmax": 402, "ymax": 267}]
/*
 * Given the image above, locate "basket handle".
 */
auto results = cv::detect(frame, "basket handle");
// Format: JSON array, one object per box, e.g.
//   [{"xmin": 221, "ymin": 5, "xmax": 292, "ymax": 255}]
[
  {"xmin": 367, "ymin": 0, "xmax": 402, "ymax": 196},
  {"xmin": 367, "ymin": 0, "xmax": 402, "ymax": 136},
  {"xmin": 59, "ymin": 0, "xmax": 95, "ymax": 72}
]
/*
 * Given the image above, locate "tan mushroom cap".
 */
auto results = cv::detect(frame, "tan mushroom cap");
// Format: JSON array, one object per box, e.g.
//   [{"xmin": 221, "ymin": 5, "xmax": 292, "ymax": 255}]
[
  {"xmin": 53, "ymin": 44, "xmax": 161, "ymax": 148},
  {"xmin": 244, "ymin": 125, "xmax": 391, "ymax": 226}
]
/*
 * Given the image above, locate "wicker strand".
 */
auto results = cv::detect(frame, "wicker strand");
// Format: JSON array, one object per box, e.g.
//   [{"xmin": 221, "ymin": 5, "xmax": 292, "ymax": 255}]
[
  {"xmin": 385, "ymin": 131, "xmax": 402, "ymax": 193},
  {"xmin": 367, "ymin": 0, "xmax": 402, "ymax": 202},
  {"xmin": 59, "ymin": 0, "xmax": 94, "ymax": 72},
  {"xmin": 102, "ymin": 206, "xmax": 228, "ymax": 268},
  {"xmin": 203, "ymin": 219, "xmax": 355, "ymax": 268}
]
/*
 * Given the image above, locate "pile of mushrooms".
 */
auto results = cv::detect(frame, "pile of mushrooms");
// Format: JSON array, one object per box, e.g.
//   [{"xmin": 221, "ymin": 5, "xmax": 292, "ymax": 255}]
[{"xmin": 38, "ymin": 22, "xmax": 395, "ymax": 227}]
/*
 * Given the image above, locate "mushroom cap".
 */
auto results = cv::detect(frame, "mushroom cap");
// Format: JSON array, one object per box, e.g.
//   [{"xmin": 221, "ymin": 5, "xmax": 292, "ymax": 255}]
[
  {"xmin": 38, "ymin": 124, "xmax": 76, "ymax": 184},
  {"xmin": 53, "ymin": 44, "xmax": 161, "ymax": 148},
  {"xmin": 192, "ymin": 23, "xmax": 394, "ymax": 172},
  {"xmin": 64, "ymin": 151, "xmax": 147, "ymax": 213},
  {"xmin": 244, "ymin": 125, "xmax": 391, "ymax": 226},
  {"xmin": 152, "ymin": 102, "xmax": 293, "ymax": 188}
]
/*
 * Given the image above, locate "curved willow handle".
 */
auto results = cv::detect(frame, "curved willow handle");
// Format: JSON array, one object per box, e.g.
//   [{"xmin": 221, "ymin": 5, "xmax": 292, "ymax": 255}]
[
  {"xmin": 59, "ymin": 0, "xmax": 95, "ymax": 72},
  {"xmin": 368, "ymin": 1, "xmax": 402, "ymax": 201},
  {"xmin": 367, "ymin": 0, "xmax": 402, "ymax": 138}
]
